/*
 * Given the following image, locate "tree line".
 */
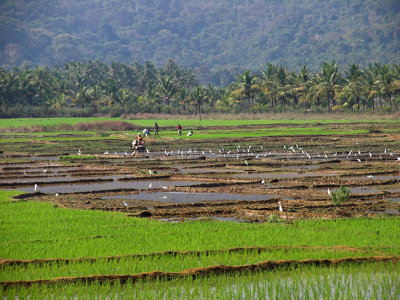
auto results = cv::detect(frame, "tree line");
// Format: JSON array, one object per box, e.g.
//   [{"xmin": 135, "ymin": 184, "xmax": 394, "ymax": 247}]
[{"xmin": 0, "ymin": 60, "xmax": 399, "ymax": 117}]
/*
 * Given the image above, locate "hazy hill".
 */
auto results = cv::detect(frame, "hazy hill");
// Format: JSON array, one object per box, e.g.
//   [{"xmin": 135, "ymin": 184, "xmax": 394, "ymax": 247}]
[{"xmin": 1, "ymin": 0, "xmax": 399, "ymax": 84}]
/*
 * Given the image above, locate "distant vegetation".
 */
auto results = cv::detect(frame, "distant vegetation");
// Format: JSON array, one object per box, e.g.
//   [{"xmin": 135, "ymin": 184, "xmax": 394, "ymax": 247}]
[
  {"xmin": 0, "ymin": 60, "xmax": 399, "ymax": 117},
  {"xmin": 0, "ymin": 0, "xmax": 399, "ymax": 84}
]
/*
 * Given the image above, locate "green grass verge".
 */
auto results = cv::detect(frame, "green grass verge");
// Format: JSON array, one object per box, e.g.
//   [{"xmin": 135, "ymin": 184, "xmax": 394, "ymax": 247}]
[
  {"xmin": 0, "ymin": 127, "xmax": 369, "ymax": 144},
  {"xmin": 1, "ymin": 116, "xmax": 398, "ymax": 129}
]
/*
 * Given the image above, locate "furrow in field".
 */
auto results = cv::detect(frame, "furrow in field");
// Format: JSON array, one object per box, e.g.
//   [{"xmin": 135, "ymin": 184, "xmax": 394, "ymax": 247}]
[{"xmin": 0, "ymin": 245, "xmax": 391, "ymax": 267}]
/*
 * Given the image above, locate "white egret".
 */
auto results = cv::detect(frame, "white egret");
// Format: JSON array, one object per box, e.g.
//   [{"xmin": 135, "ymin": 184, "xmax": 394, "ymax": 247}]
[
  {"xmin": 161, "ymin": 186, "xmax": 168, "ymax": 190},
  {"xmin": 34, "ymin": 184, "xmax": 38, "ymax": 191},
  {"xmin": 278, "ymin": 201, "xmax": 283, "ymax": 212},
  {"xmin": 244, "ymin": 160, "xmax": 248, "ymax": 166},
  {"xmin": 327, "ymin": 188, "xmax": 331, "ymax": 196},
  {"xmin": 123, "ymin": 201, "xmax": 129, "ymax": 207},
  {"xmin": 261, "ymin": 180, "xmax": 265, "ymax": 184},
  {"xmin": 148, "ymin": 169, "xmax": 153, "ymax": 175},
  {"xmin": 55, "ymin": 193, "xmax": 59, "ymax": 197}
]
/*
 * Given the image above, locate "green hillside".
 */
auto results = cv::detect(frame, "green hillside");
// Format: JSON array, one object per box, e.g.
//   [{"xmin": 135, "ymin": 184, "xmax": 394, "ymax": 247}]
[{"xmin": 0, "ymin": 0, "xmax": 399, "ymax": 85}]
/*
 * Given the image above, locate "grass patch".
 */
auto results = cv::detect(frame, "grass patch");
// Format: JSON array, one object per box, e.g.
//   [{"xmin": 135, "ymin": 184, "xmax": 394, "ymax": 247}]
[{"xmin": 1, "ymin": 116, "xmax": 399, "ymax": 130}]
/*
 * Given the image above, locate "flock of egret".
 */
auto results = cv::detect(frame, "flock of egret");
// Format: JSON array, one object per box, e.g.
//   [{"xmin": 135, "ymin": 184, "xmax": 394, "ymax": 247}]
[{"xmin": 27, "ymin": 140, "xmax": 399, "ymax": 214}]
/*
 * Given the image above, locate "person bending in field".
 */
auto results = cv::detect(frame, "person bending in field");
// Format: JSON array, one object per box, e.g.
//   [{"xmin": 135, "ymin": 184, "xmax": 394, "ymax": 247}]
[
  {"xmin": 177, "ymin": 124, "xmax": 182, "ymax": 136},
  {"xmin": 143, "ymin": 128, "xmax": 150, "ymax": 137},
  {"xmin": 137, "ymin": 133, "xmax": 143, "ymax": 144},
  {"xmin": 187, "ymin": 129, "xmax": 193, "ymax": 136}
]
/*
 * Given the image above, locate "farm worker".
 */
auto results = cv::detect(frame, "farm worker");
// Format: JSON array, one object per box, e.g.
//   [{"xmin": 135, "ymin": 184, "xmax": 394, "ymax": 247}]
[
  {"xmin": 143, "ymin": 128, "xmax": 150, "ymax": 137},
  {"xmin": 154, "ymin": 122, "xmax": 159, "ymax": 135},
  {"xmin": 137, "ymin": 133, "xmax": 143, "ymax": 144},
  {"xmin": 187, "ymin": 129, "xmax": 193, "ymax": 136},
  {"xmin": 177, "ymin": 124, "xmax": 182, "ymax": 136}
]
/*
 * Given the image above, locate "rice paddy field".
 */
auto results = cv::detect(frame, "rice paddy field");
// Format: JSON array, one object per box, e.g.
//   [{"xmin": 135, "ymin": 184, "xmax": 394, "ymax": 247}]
[{"xmin": 0, "ymin": 115, "xmax": 399, "ymax": 298}]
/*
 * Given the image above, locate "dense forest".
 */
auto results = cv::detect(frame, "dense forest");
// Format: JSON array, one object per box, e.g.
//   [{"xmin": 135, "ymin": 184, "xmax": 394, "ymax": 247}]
[
  {"xmin": 1, "ymin": 0, "xmax": 399, "ymax": 85},
  {"xmin": 1, "ymin": 60, "xmax": 399, "ymax": 117}
]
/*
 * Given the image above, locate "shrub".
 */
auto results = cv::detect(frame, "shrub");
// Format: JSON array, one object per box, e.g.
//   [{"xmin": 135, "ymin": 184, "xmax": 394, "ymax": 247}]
[{"xmin": 331, "ymin": 185, "xmax": 350, "ymax": 206}]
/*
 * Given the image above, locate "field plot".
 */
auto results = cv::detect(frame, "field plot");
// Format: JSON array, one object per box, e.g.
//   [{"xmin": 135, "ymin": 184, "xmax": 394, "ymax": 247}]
[{"xmin": 0, "ymin": 117, "xmax": 399, "ymax": 298}]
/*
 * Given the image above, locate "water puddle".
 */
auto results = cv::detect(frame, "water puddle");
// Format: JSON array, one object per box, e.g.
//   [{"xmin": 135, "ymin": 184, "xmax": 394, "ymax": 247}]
[
  {"xmin": 349, "ymin": 187, "xmax": 379, "ymax": 194},
  {"xmin": 285, "ymin": 165, "xmax": 319, "ymax": 170},
  {"xmin": 235, "ymin": 172, "xmax": 335, "ymax": 179},
  {"xmin": 344, "ymin": 175, "xmax": 400, "ymax": 181},
  {"xmin": 386, "ymin": 197, "xmax": 400, "ymax": 203},
  {"xmin": 1, "ymin": 175, "xmax": 123, "ymax": 184},
  {"xmin": 367, "ymin": 209, "xmax": 400, "ymax": 215},
  {"xmin": 179, "ymin": 168, "xmax": 244, "ymax": 174},
  {"xmin": 102, "ymin": 192, "xmax": 283, "ymax": 203},
  {"xmin": 157, "ymin": 216, "xmax": 244, "ymax": 223},
  {"xmin": 8, "ymin": 180, "xmax": 202, "ymax": 194},
  {"xmin": 25, "ymin": 156, "xmax": 59, "ymax": 161}
]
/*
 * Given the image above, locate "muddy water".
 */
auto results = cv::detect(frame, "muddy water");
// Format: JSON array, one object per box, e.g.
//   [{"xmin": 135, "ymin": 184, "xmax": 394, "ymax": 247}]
[
  {"xmin": 234, "ymin": 172, "xmax": 335, "ymax": 179},
  {"xmin": 386, "ymin": 197, "xmax": 400, "ymax": 203},
  {"xmin": 349, "ymin": 187, "xmax": 379, "ymax": 194},
  {"xmin": 102, "ymin": 192, "xmax": 282, "ymax": 203},
  {"xmin": 1, "ymin": 175, "xmax": 123, "ymax": 184},
  {"xmin": 8, "ymin": 180, "xmax": 202, "ymax": 194},
  {"xmin": 344, "ymin": 175, "xmax": 400, "ymax": 181},
  {"xmin": 25, "ymin": 156, "xmax": 60, "ymax": 161},
  {"xmin": 179, "ymin": 168, "xmax": 244, "ymax": 174}
]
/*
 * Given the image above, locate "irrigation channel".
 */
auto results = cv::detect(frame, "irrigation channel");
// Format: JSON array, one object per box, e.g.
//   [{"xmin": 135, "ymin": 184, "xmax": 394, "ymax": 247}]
[{"xmin": 1, "ymin": 132, "xmax": 400, "ymax": 222}]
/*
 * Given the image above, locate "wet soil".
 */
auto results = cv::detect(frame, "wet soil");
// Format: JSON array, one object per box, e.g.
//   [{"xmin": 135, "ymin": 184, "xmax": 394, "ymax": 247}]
[{"xmin": 1, "ymin": 129, "xmax": 400, "ymax": 222}]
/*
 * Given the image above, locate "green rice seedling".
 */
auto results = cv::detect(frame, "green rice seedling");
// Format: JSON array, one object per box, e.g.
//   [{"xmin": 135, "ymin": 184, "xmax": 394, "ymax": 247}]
[
  {"xmin": 331, "ymin": 185, "xmax": 350, "ymax": 206},
  {"xmin": 1, "ymin": 262, "xmax": 398, "ymax": 299}
]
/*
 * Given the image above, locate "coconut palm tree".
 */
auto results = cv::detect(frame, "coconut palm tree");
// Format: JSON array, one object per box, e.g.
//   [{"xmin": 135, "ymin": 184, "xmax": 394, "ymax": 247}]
[
  {"xmin": 315, "ymin": 61, "xmax": 344, "ymax": 112},
  {"xmin": 230, "ymin": 70, "xmax": 259, "ymax": 111}
]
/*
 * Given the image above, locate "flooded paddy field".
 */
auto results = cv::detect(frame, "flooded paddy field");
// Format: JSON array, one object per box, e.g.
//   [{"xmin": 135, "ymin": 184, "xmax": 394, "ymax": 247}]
[
  {"xmin": 1, "ymin": 118, "xmax": 400, "ymax": 298},
  {"xmin": 1, "ymin": 122, "xmax": 399, "ymax": 222}
]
